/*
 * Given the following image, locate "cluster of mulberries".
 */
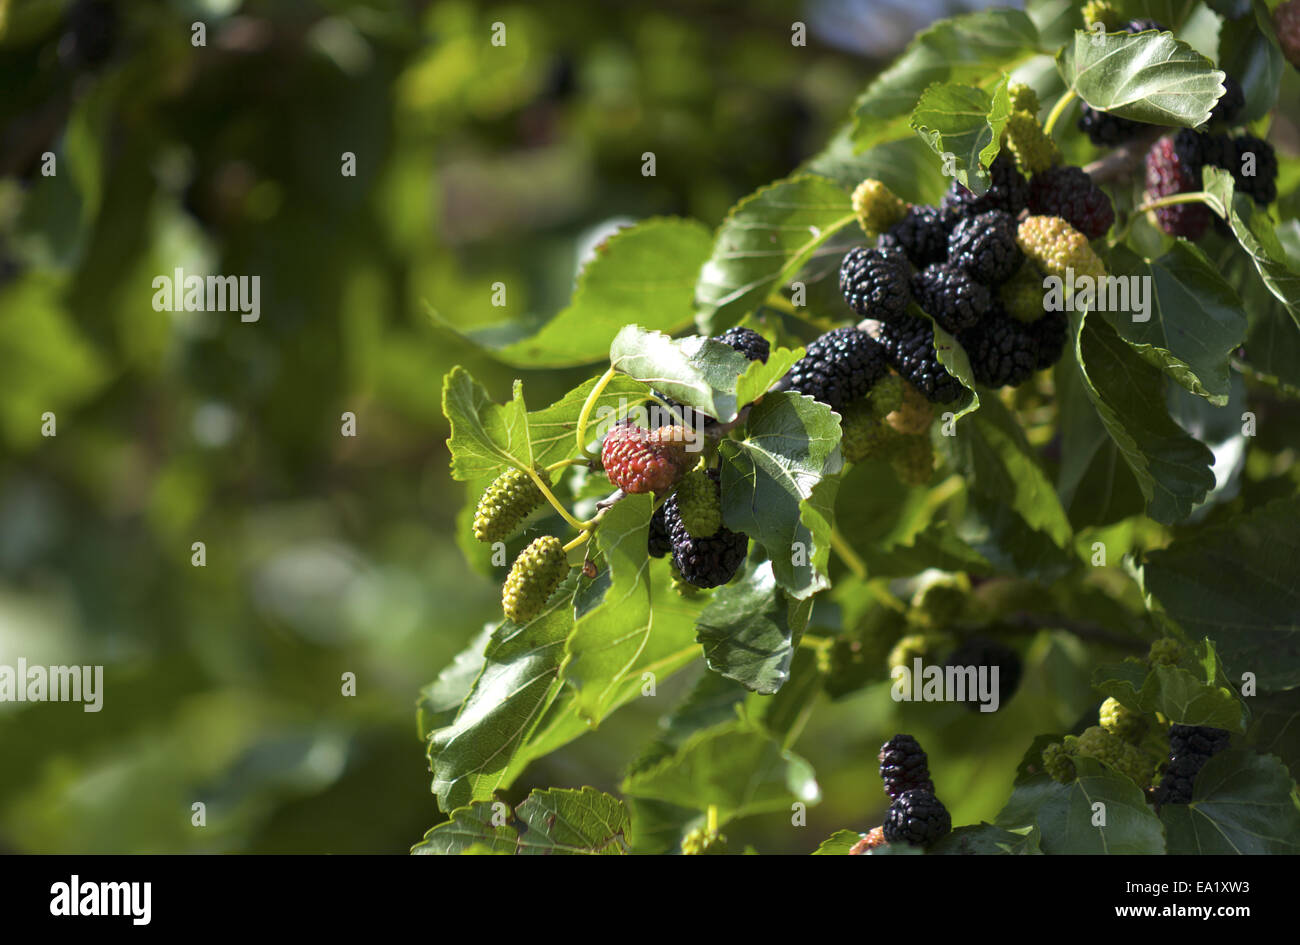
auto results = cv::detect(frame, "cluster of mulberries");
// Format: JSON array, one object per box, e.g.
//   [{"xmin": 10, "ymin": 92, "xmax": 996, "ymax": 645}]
[
  {"xmin": 871, "ymin": 735, "xmax": 953, "ymax": 850},
  {"xmin": 1145, "ymin": 128, "xmax": 1279, "ymax": 239},
  {"xmin": 844, "ymin": 149, "xmax": 1096, "ymax": 397},
  {"xmin": 648, "ymin": 467, "xmax": 748, "ymax": 589}
]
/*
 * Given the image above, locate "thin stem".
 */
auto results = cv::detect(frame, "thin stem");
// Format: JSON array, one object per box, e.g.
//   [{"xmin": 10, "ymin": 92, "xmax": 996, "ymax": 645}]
[
  {"xmin": 830, "ymin": 527, "xmax": 868, "ymax": 581},
  {"xmin": 523, "ymin": 466, "xmax": 586, "ymax": 531},
  {"xmin": 765, "ymin": 295, "xmax": 798, "ymax": 316},
  {"xmin": 706, "ymin": 805, "xmax": 719, "ymax": 837},
  {"xmin": 866, "ymin": 580, "xmax": 909, "ymax": 615},
  {"xmin": 576, "ymin": 365, "xmax": 618, "ymax": 459},
  {"xmin": 562, "ymin": 530, "xmax": 592, "ymax": 553},
  {"xmin": 544, "ymin": 457, "xmax": 591, "ymax": 473},
  {"xmin": 1042, "ymin": 89, "xmax": 1077, "ymax": 137},
  {"xmin": 1110, "ymin": 191, "xmax": 1210, "ymax": 245}
]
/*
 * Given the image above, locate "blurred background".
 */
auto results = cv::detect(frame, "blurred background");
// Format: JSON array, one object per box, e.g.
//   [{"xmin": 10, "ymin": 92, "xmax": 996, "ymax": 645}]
[{"xmin": 0, "ymin": 0, "xmax": 1165, "ymax": 853}]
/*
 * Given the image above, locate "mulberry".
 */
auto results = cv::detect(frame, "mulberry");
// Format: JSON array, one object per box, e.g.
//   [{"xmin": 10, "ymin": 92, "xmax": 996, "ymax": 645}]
[
  {"xmin": 600, "ymin": 421, "xmax": 694, "ymax": 494},
  {"xmin": 882, "ymin": 379, "xmax": 935, "ymax": 435},
  {"xmin": 839, "ymin": 400, "xmax": 899, "ymax": 463},
  {"xmin": 941, "ymin": 152, "xmax": 1030, "ymax": 219},
  {"xmin": 883, "ymin": 790, "xmax": 952, "ymax": 847},
  {"xmin": 1017, "ymin": 215, "xmax": 1107, "ymax": 284},
  {"xmin": 890, "ymin": 434, "xmax": 935, "ymax": 486},
  {"xmin": 944, "ymin": 637, "xmax": 1023, "ymax": 709},
  {"xmin": 1145, "ymin": 135, "xmax": 1211, "ymax": 239},
  {"xmin": 673, "ymin": 468, "xmax": 722, "ymax": 538},
  {"xmin": 501, "ymin": 536, "xmax": 570, "ymax": 624},
  {"xmin": 1073, "ymin": 725, "xmax": 1156, "ymax": 787},
  {"xmin": 852, "ymin": 179, "xmax": 909, "ymax": 237},
  {"xmin": 473, "ymin": 468, "xmax": 548, "ymax": 542},
  {"xmin": 876, "ymin": 316, "xmax": 965, "ymax": 404},
  {"xmin": 1152, "ymin": 725, "xmax": 1231, "ymax": 805},
  {"xmin": 1004, "ymin": 111, "xmax": 1061, "ymax": 176},
  {"xmin": 911, "ymin": 263, "xmax": 991, "ymax": 333},
  {"xmin": 840, "ymin": 245, "xmax": 912, "ymax": 322},
  {"xmin": 879, "ymin": 734, "xmax": 935, "ymax": 799},
  {"xmin": 786, "ymin": 326, "xmax": 888, "ymax": 410},
  {"xmin": 948, "ymin": 210, "xmax": 1024, "ymax": 285},
  {"xmin": 1231, "ymin": 134, "xmax": 1278, "ymax": 206},
  {"xmin": 959, "ymin": 305, "xmax": 1039, "ymax": 388},
  {"xmin": 881, "ymin": 205, "xmax": 952, "ymax": 268},
  {"xmin": 1027, "ymin": 166, "xmax": 1115, "ymax": 239},
  {"xmin": 665, "ymin": 470, "xmax": 747, "ymax": 588}
]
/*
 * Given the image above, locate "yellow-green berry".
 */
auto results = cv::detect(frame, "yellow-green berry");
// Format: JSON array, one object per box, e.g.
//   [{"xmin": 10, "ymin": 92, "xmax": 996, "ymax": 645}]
[
  {"xmin": 1000, "ymin": 261, "xmax": 1048, "ymax": 323},
  {"xmin": 888, "ymin": 632, "xmax": 953, "ymax": 672},
  {"xmin": 851, "ymin": 179, "xmax": 908, "ymax": 238},
  {"xmin": 1042, "ymin": 742, "xmax": 1076, "ymax": 783},
  {"xmin": 681, "ymin": 826, "xmax": 727, "ymax": 855},
  {"xmin": 1017, "ymin": 215, "xmax": 1106, "ymax": 286},
  {"xmin": 501, "ymin": 536, "xmax": 569, "ymax": 624},
  {"xmin": 1100, "ymin": 697, "xmax": 1148, "ymax": 744},
  {"xmin": 890, "ymin": 434, "xmax": 935, "ymax": 486},
  {"xmin": 1075, "ymin": 725, "xmax": 1155, "ymax": 787},
  {"xmin": 1008, "ymin": 82, "xmax": 1039, "ymax": 115},
  {"xmin": 840, "ymin": 400, "xmax": 900, "ymax": 463},
  {"xmin": 868, "ymin": 372, "xmax": 905, "ymax": 418},
  {"xmin": 1148, "ymin": 638, "xmax": 1184, "ymax": 667},
  {"xmin": 674, "ymin": 469, "xmax": 722, "ymax": 538},
  {"xmin": 912, "ymin": 575, "xmax": 968, "ymax": 626},
  {"xmin": 1004, "ymin": 110, "xmax": 1061, "ymax": 176},
  {"xmin": 473, "ymin": 468, "xmax": 548, "ymax": 542},
  {"xmin": 1082, "ymin": 0, "xmax": 1121, "ymax": 30}
]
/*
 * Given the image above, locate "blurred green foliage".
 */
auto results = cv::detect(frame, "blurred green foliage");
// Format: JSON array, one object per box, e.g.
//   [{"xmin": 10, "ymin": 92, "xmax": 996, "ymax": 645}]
[{"xmin": 0, "ymin": 0, "xmax": 894, "ymax": 852}]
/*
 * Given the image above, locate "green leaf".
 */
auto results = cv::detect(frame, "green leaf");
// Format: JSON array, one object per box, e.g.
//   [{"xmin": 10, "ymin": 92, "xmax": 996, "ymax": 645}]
[
  {"xmin": 1094, "ymin": 639, "xmax": 1248, "ymax": 732},
  {"xmin": 1055, "ymin": 353, "xmax": 1146, "ymax": 527},
  {"xmin": 1035, "ymin": 757, "xmax": 1167, "ymax": 854},
  {"xmin": 1100, "ymin": 243, "xmax": 1247, "ymax": 405},
  {"xmin": 1219, "ymin": 2, "xmax": 1284, "ymax": 125},
  {"xmin": 909, "ymin": 77, "xmax": 1011, "ymax": 193},
  {"xmin": 944, "ymin": 396, "xmax": 1073, "ymax": 549},
  {"xmin": 417, "ymin": 625, "xmax": 493, "ymax": 740},
  {"xmin": 441, "ymin": 366, "xmax": 533, "ymax": 482},
  {"xmin": 1228, "ymin": 246, "xmax": 1300, "ymax": 396},
  {"xmin": 928, "ymin": 823, "xmax": 1035, "ymax": 855},
  {"xmin": 526, "ymin": 373, "xmax": 654, "ymax": 467},
  {"xmin": 1142, "ymin": 497, "xmax": 1300, "ymax": 690},
  {"xmin": 734, "ymin": 344, "xmax": 804, "ymax": 409},
  {"xmin": 694, "ymin": 175, "xmax": 855, "ymax": 335},
  {"xmin": 800, "ymin": 130, "xmax": 950, "ymax": 204},
  {"xmin": 1071, "ymin": 308, "xmax": 1216, "ymax": 523},
  {"xmin": 493, "ymin": 218, "xmax": 714, "ymax": 368},
  {"xmin": 718, "ymin": 392, "xmax": 843, "ymax": 599},
  {"xmin": 812, "ymin": 829, "xmax": 864, "ymax": 854},
  {"xmin": 1160, "ymin": 751, "xmax": 1300, "ymax": 854},
  {"xmin": 851, "ymin": 9, "xmax": 1043, "ymax": 150},
  {"xmin": 1056, "ymin": 29, "xmax": 1225, "ymax": 128},
  {"xmin": 1248, "ymin": 689, "xmax": 1300, "ymax": 781},
  {"xmin": 931, "ymin": 320, "xmax": 980, "ymax": 420},
  {"xmin": 621, "ymin": 720, "xmax": 820, "ymax": 824},
  {"xmin": 609, "ymin": 326, "xmax": 750, "ymax": 423},
  {"xmin": 412, "ymin": 787, "xmax": 630, "ymax": 855},
  {"xmin": 1202, "ymin": 167, "xmax": 1300, "ymax": 329},
  {"xmin": 696, "ymin": 559, "xmax": 812, "ymax": 695},
  {"xmin": 426, "ymin": 571, "xmax": 578, "ymax": 812},
  {"xmin": 561, "ymin": 495, "xmax": 654, "ymax": 722}
]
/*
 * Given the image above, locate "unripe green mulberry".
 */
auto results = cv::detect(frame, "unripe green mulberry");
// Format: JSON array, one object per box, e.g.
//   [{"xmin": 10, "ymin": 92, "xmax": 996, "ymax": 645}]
[
  {"xmin": 913, "ymin": 576, "xmax": 968, "ymax": 627},
  {"xmin": 501, "ymin": 535, "xmax": 569, "ymax": 624},
  {"xmin": 1075, "ymin": 725, "xmax": 1155, "ymax": 787},
  {"xmin": 1042, "ymin": 741, "xmax": 1076, "ymax": 783},
  {"xmin": 1100, "ymin": 697, "xmax": 1147, "ymax": 744},
  {"xmin": 884, "ymin": 380, "xmax": 935, "ymax": 435},
  {"xmin": 852, "ymin": 179, "xmax": 909, "ymax": 238},
  {"xmin": 1147, "ymin": 638, "xmax": 1183, "ymax": 667},
  {"xmin": 890, "ymin": 434, "xmax": 935, "ymax": 486},
  {"xmin": 1008, "ymin": 82, "xmax": 1039, "ymax": 115},
  {"xmin": 674, "ymin": 469, "xmax": 722, "ymax": 538},
  {"xmin": 1000, "ymin": 261, "xmax": 1048, "ymax": 323},
  {"xmin": 681, "ymin": 826, "xmax": 727, "ymax": 855},
  {"xmin": 1017, "ymin": 215, "xmax": 1106, "ymax": 285},
  {"xmin": 868, "ymin": 372, "xmax": 905, "ymax": 418},
  {"xmin": 1004, "ymin": 111, "xmax": 1061, "ymax": 176},
  {"xmin": 840, "ymin": 400, "xmax": 899, "ymax": 463},
  {"xmin": 888, "ymin": 632, "xmax": 953, "ymax": 672},
  {"xmin": 1082, "ymin": 0, "xmax": 1120, "ymax": 30},
  {"xmin": 473, "ymin": 468, "xmax": 548, "ymax": 542}
]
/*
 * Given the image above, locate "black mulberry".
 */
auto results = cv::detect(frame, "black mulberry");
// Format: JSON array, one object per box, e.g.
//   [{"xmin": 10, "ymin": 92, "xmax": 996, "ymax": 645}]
[
  {"xmin": 840, "ymin": 246, "xmax": 912, "ymax": 321},
  {"xmin": 786, "ymin": 326, "xmax": 888, "ymax": 410},
  {"xmin": 883, "ymin": 790, "xmax": 951, "ymax": 847},
  {"xmin": 959, "ymin": 306, "xmax": 1039, "ymax": 389},
  {"xmin": 1231, "ymin": 134, "xmax": 1278, "ymax": 206},
  {"xmin": 666, "ymin": 471, "xmax": 748, "ymax": 588},
  {"xmin": 880, "ymin": 206, "xmax": 953, "ymax": 268},
  {"xmin": 941, "ymin": 153, "xmax": 1030, "ymax": 219},
  {"xmin": 948, "ymin": 210, "xmax": 1025, "ymax": 284},
  {"xmin": 877, "ymin": 317, "xmax": 965, "ymax": 404},
  {"xmin": 1152, "ymin": 725, "xmax": 1232, "ymax": 807},
  {"xmin": 911, "ymin": 262, "xmax": 992, "ymax": 333},
  {"xmin": 879, "ymin": 734, "xmax": 935, "ymax": 799},
  {"xmin": 1027, "ymin": 166, "xmax": 1115, "ymax": 239}
]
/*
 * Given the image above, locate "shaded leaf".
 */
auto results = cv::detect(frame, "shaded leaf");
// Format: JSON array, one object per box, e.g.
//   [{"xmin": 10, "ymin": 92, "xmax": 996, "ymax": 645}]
[
  {"xmin": 609, "ymin": 326, "xmax": 750, "ymax": 423},
  {"xmin": 1160, "ymin": 751, "xmax": 1300, "ymax": 854},
  {"xmin": 412, "ymin": 787, "xmax": 630, "ymax": 855}
]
